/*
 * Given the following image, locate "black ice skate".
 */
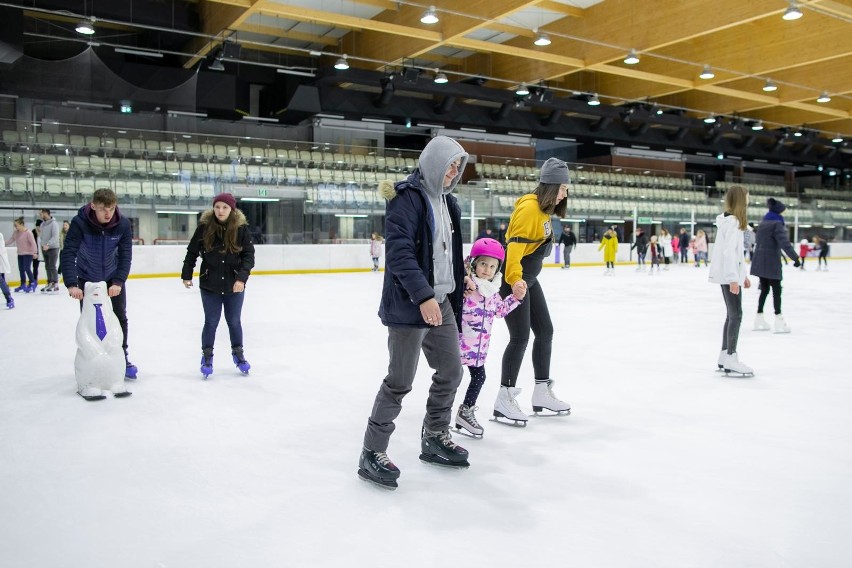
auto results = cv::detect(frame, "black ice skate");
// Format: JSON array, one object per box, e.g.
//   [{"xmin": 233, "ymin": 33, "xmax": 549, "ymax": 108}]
[
  {"xmin": 419, "ymin": 426, "xmax": 470, "ymax": 469},
  {"xmin": 357, "ymin": 447, "xmax": 400, "ymax": 490}
]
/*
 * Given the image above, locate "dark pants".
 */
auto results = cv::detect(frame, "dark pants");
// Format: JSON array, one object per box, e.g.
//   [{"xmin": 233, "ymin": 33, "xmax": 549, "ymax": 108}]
[
  {"xmin": 32, "ymin": 259, "xmax": 39, "ymax": 283},
  {"xmin": 43, "ymin": 248, "xmax": 59, "ymax": 284},
  {"xmin": 200, "ymin": 289, "xmax": 245, "ymax": 350},
  {"xmin": 501, "ymin": 279, "xmax": 553, "ymax": 387},
  {"xmin": 17, "ymin": 255, "xmax": 34, "ymax": 286},
  {"xmin": 79, "ymin": 284, "xmax": 129, "ymax": 353},
  {"xmin": 463, "ymin": 365, "xmax": 487, "ymax": 407},
  {"xmin": 363, "ymin": 300, "xmax": 462, "ymax": 452},
  {"xmin": 0, "ymin": 273, "xmax": 10, "ymax": 300},
  {"xmin": 680, "ymin": 249, "xmax": 688, "ymax": 262},
  {"xmin": 720, "ymin": 285, "xmax": 743, "ymax": 355},
  {"xmin": 562, "ymin": 247, "xmax": 572, "ymax": 267},
  {"xmin": 757, "ymin": 277, "xmax": 782, "ymax": 315},
  {"xmin": 819, "ymin": 251, "xmax": 828, "ymax": 266}
]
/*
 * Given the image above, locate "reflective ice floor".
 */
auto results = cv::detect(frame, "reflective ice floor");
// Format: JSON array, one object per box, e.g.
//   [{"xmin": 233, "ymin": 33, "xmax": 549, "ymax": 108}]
[{"xmin": 1, "ymin": 260, "xmax": 850, "ymax": 567}]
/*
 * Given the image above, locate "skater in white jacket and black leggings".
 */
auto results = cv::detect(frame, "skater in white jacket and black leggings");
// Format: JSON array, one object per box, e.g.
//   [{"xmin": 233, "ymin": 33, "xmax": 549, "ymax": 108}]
[{"xmin": 708, "ymin": 185, "xmax": 753, "ymax": 376}]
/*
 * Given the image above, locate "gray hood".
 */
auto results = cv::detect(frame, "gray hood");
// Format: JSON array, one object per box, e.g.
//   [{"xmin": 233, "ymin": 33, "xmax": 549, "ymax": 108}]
[{"xmin": 417, "ymin": 136, "xmax": 468, "ymax": 197}]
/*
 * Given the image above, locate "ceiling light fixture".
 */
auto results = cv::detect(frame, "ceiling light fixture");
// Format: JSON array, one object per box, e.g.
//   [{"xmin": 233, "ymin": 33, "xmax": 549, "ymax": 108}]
[
  {"xmin": 208, "ymin": 57, "xmax": 225, "ymax": 72},
  {"xmin": 334, "ymin": 55, "xmax": 349, "ymax": 70},
  {"xmin": 832, "ymin": 134, "xmax": 843, "ymax": 143},
  {"xmin": 699, "ymin": 65, "xmax": 715, "ymax": 79},
  {"xmin": 433, "ymin": 70, "xmax": 448, "ymax": 84},
  {"xmin": 534, "ymin": 31, "xmax": 551, "ymax": 47},
  {"xmin": 704, "ymin": 115, "xmax": 717, "ymax": 124},
  {"xmin": 75, "ymin": 19, "xmax": 95, "ymax": 35},
  {"xmin": 816, "ymin": 91, "xmax": 831, "ymax": 103},
  {"xmin": 782, "ymin": 0, "xmax": 803, "ymax": 20},
  {"xmin": 420, "ymin": 6, "xmax": 439, "ymax": 25},
  {"xmin": 623, "ymin": 49, "xmax": 640, "ymax": 65},
  {"xmin": 516, "ymin": 83, "xmax": 530, "ymax": 96},
  {"xmin": 587, "ymin": 93, "xmax": 601, "ymax": 106},
  {"xmin": 762, "ymin": 79, "xmax": 778, "ymax": 92},
  {"xmin": 793, "ymin": 128, "xmax": 804, "ymax": 137},
  {"xmin": 751, "ymin": 121, "xmax": 764, "ymax": 131}
]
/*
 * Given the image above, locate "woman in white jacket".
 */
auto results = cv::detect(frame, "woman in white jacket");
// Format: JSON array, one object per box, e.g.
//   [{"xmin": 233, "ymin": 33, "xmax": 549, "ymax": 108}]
[{"xmin": 708, "ymin": 185, "xmax": 753, "ymax": 376}]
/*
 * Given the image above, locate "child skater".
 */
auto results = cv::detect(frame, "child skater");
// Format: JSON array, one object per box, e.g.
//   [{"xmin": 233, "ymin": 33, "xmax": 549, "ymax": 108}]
[
  {"xmin": 0, "ymin": 229, "xmax": 14, "ymax": 309},
  {"xmin": 798, "ymin": 239, "xmax": 810, "ymax": 270},
  {"xmin": 369, "ymin": 232, "xmax": 383, "ymax": 272},
  {"xmin": 456, "ymin": 238, "xmax": 525, "ymax": 437},
  {"xmin": 708, "ymin": 185, "xmax": 753, "ymax": 376},
  {"xmin": 648, "ymin": 234, "xmax": 662, "ymax": 275},
  {"xmin": 814, "ymin": 235, "xmax": 829, "ymax": 271}
]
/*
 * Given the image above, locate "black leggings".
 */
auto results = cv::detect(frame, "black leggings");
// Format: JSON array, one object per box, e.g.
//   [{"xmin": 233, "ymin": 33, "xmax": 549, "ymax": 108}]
[
  {"xmin": 757, "ymin": 277, "xmax": 782, "ymax": 315},
  {"xmin": 500, "ymin": 279, "xmax": 553, "ymax": 387},
  {"xmin": 720, "ymin": 285, "xmax": 743, "ymax": 355},
  {"xmin": 463, "ymin": 366, "xmax": 487, "ymax": 407}
]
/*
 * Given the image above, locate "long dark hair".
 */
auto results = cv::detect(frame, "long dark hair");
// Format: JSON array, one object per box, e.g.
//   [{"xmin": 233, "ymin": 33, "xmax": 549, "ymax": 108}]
[
  {"xmin": 534, "ymin": 182, "xmax": 568, "ymax": 217},
  {"xmin": 202, "ymin": 210, "xmax": 243, "ymax": 254}
]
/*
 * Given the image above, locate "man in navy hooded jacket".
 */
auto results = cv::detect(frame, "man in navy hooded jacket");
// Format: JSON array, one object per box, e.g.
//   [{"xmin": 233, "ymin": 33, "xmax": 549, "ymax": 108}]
[
  {"xmin": 358, "ymin": 136, "xmax": 470, "ymax": 490},
  {"xmin": 61, "ymin": 187, "xmax": 137, "ymax": 378}
]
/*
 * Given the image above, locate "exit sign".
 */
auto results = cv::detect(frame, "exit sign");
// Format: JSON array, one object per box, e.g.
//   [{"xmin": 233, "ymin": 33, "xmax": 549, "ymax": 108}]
[
  {"xmin": 257, "ymin": 188, "xmax": 268, "ymax": 197},
  {"xmin": 638, "ymin": 216, "xmax": 653, "ymax": 224}
]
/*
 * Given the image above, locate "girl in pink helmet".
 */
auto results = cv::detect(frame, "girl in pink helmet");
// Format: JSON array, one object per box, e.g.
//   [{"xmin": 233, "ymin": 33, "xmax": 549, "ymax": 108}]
[{"xmin": 455, "ymin": 238, "xmax": 525, "ymax": 437}]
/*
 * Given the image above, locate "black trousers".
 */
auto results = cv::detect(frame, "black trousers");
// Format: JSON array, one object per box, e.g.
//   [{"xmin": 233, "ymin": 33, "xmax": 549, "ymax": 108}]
[
  {"xmin": 757, "ymin": 277, "xmax": 782, "ymax": 315},
  {"xmin": 500, "ymin": 279, "xmax": 553, "ymax": 387},
  {"xmin": 720, "ymin": 285, "xmax": 743, "ymax": 355}
]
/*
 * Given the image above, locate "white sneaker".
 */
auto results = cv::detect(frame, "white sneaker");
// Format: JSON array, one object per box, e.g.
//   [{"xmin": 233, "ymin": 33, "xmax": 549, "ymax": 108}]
[
  {"xmin": 774, "ymin": 314, "xmax": 791, "ymax": 334},
  {"xmin": 455, "ymin": 404, "xmax": 484, "ymax": 437},
  {"xmin": 531, "ymin": 380, "xmax": 571, "ymax": 415},
  {"xmin": 721, "ymin": 352, "xmax": 754, "ymax": 376},
  {"xmin": 493, "ymin": 386, "xmax": 528, "ymax": 425},
  {"xmin": 753, "ymin": 313, "xmax": 770, "ymax": 331}
]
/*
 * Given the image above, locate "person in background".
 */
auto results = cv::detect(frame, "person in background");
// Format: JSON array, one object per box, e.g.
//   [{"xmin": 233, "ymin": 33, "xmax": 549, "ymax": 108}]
[
  {"xmin": 647, "ymin": 234, "xmax": 662, "ymax": 275},
  {"xmin": 750, "ymin": 198, "xmax": 800, "ymax": 334},
  {"xmin": 495, "ymin": 157, "xmax": 571, "ymax": 425},
  {"xmin": 671, "ymin": 230, "xmax": 681, "ymax": 264},
  {"xmin": 631, "ymin": 227, "xmax": 648, "ymax": 271},
  {"xmin": 182, "ymin": 192, "xmax": 256, "ymax": 379},
  {"xmin": 5, "ymin": 217, "xmax": 37, "ymax": 293},
  {"xmin": 743, "ymin": 224, "xmax": 755, "ymax": 263},
  {"xmin": 694, "ymin": 229, "xmax": 708, "ymax": 267},
  {"xmin": 61, "ymin": 188, "xmax": 137, "ymax": 379},
  {"xmin": 798, "ymin": 238, "xmax": 810, "ymax": 270},
  {"xmin": 369, "ymin": 232, "xmax": 383, "ymax": 272},
  {"xmin": 708, "ymin": 185, "xmax": 753, "ymax": 376},
  {"xmin": 598, "ymin": 228, "xmax": 618, "ymax": 275},
  {"xmin": 557, "ymin": 225, "xmax": 576, "ymax": 269},
  {"xmin": 0, "ymin": 229, "xmax": 14, "ymax": 309},
  {"xmin": 358, "ymin": 136, "xmax": 471, "ymax": 490},
  {"xmin": 58, "ymin": 219, "xmax": 70, "ymax": 276},
  {"xmin": 814, "ymin": 235, "xmax": 829, "ymax": 271},
  {"xmin": 496, "ymin": 222, "xmax": 508, "ymax": 247},
  {"xmin": 659, "ymin": 228, "xmax": 673, "ymax": 270},
  {"xmin": 39, "ymin": 209, "xmax": 60, "ymax": 292},
  {"xmin": 678, "ymin": 228, "xmax": 690, "ymax": 263},
  {"xmin": 32, "ymin": 219, "xmax": 43, "ymax": 291}
]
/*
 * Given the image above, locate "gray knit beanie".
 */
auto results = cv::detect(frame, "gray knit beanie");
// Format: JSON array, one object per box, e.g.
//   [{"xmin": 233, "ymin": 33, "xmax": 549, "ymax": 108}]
[{"xmin": 539, "ymin": 157, "xmax": 570, "ymax": 184}]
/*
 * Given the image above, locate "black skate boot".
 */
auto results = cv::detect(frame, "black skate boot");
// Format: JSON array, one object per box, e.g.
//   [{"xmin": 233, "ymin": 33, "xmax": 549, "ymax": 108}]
[
  {"xmin": 200, "ymin": 347, "xmax": 214, "ymax": 379},
  {"xmin": 357, "ymin": 447, "xmax": 400, "ymax": 490},
  {"xmin": 232, "ymin": 346, "xmax": 251, "ymax": 374},
  {"xmin": 419, "ymin": 425, "xmax": 470, "ymax": 469}
]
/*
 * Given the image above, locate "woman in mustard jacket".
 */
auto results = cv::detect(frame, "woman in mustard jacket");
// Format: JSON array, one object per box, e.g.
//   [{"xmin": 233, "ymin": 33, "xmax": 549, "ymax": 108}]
[
  {"xmin": 598, "ymin": 229, "xmax": 618, "ymax": 274},
  {"xmin": 494, "ymin": 158, "xmax": 571, "ymax": 426}
]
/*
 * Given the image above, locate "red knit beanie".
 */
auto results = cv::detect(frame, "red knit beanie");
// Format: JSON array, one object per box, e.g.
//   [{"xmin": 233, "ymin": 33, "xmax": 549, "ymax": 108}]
[{"xmin": 212, "ymin": 192, "xmax": 237, "ymax": 210}]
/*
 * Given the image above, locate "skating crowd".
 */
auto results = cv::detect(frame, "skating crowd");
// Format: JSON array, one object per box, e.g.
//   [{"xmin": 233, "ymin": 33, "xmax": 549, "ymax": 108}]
[{"xmin": 0, "ymin": 136, "xmax": 836, "ymax": 489}]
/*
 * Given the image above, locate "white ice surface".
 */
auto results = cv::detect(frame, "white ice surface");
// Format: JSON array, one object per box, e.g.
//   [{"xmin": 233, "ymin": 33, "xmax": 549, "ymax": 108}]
[{"xmin": 1, "ymin": 261, "xmax": 851, "ymax": 567}]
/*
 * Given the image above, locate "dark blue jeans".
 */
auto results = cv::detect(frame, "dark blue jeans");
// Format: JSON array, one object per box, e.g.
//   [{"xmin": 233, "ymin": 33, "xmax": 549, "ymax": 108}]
[
  {"xmin": 17, "ymin": 255, "xmax": 34, "ymax": 286},
  {"xmin": 200, "ymin": 289, "xmax": 245, "ymax": 350}
]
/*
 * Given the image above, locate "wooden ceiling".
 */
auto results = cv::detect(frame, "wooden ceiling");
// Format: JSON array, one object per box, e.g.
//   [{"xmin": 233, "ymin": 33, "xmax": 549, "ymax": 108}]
[{"xmin": 194, "ymin": 0, "xmax": 852, "ymax": 141}]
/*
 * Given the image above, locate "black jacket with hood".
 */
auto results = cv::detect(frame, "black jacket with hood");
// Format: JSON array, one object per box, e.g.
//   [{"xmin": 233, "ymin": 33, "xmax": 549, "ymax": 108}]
[{"xmin": 181, "ymin": 209, "xmax": 255, "ymax": 294}]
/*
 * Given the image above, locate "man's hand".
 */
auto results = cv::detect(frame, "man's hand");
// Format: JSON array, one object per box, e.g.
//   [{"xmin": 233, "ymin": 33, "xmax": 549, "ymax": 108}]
[
  {"xmin": 419, "ymin": 298, "xmax": 441, "ymax": 326},
  {"xmin": 68, "ymin": 286, "xmax": 83, "ymax": 300},
  {"xmin": 108, "ymin": 284, "xmax": 122, "ymax": 297}
]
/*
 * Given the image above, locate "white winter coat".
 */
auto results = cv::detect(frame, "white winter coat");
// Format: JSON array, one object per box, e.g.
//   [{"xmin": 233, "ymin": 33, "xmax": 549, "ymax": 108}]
[
  {"xmin": 708, "ymin": 213, "xmax": 747, "ymax": 286},
  {"xmin": 660, "ymin": 234, "xmax": 674, "ymax": 257},
  {"xmin": 0, "ymin": 232, "xmax": 11, "ymax": 274}
]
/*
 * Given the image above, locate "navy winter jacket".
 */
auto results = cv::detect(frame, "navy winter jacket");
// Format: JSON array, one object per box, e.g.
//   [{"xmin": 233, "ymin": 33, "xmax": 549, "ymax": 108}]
[
  {"xmin": 378, "ymin": 172, "xmax": 464, "ymax": 328},
  {"xmin": 750, "ymin": 217, "xmax": 798, "ymax": 280},
  {"xmin": 61, "ymin": 205, "xmax": 133, "ymax": 288}
]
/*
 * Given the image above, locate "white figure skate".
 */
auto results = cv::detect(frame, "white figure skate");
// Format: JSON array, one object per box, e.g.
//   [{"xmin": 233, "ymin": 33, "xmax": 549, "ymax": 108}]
[{"xmin": 493, "ymin": 387, "xmax": 528, "ymax": 426}]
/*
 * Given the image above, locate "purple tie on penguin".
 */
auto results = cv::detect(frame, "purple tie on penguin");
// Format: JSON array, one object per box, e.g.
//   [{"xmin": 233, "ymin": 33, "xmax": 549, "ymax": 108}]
[{"xmin": 75, "ymin": 282, "xmax": 131, "ymax": 401}]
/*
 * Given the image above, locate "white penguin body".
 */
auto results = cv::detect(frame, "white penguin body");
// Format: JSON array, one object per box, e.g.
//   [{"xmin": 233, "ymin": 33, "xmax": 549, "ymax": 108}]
[{"xmin": 75, "ymin": 281, "xmax": 128, "ymax": 398}]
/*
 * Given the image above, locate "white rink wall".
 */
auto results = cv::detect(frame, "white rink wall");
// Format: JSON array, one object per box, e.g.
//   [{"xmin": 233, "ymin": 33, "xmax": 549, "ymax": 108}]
[{"xmin": 3, "ymin": 242, "xmax": 851, "ymax": 282}]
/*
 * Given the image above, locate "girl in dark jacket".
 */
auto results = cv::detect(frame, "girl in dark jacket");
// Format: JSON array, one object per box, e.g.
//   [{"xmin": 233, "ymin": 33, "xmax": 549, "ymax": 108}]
[
  {"xmin": 750, "ymin": 198, "xmax": 799, "ymax": 333},
  {"xmin": 181, "ymin": 193, "xmax": 255, "ymax": 378}
]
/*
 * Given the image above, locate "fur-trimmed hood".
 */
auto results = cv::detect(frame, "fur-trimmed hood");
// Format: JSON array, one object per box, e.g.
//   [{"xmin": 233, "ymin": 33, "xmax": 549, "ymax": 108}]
[
  {"xmin": 199, "ymin": 208, "xmax": 248, "ymax": 226},
  {"xmin": 379, "ymin": 179, "xmax": 396, "ymax": 201}
]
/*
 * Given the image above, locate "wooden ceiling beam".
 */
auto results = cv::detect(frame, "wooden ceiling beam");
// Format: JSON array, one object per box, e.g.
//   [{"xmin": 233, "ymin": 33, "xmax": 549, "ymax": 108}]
[{"xmin": 235, "ymin": 22, "xmax": 339, "ymax": 46}]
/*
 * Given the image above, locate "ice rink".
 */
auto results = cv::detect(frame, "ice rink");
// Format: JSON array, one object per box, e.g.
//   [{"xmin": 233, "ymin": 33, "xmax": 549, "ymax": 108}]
[{"xmin": 1, "ymin": 259, "xmax": 850, "ymax": 568}]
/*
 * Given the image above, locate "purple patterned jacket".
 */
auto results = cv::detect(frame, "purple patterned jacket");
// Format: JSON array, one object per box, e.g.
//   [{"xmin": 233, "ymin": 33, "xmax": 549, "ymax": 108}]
[{"xmin": 458, "ymin": 282, "xmax": 521, "ymax": 367}]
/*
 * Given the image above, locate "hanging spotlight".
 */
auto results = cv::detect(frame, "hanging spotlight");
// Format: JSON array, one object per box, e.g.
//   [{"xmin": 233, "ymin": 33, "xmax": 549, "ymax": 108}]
[
  {"xmin": 762, "ymin": 79, "xmax": 778, "ymax": 92},
  {"xmin": 782, "ymin": 0, "xmax": 803, "ymax": 20},
  {"xmin": 623, "ymin": 49, "xmax": 640, "ymax": 65},
  {"xmin": 751, "ymin": 121, "xmax": 764, "ymax": 131},
  {"xmin": 704, "ymin": 115, "xmax": 717, "ymax": 124},
  {"xmin": 816, "ymin": 91, "xmax": 831, "ymax": 103},
  {"xmin": 832, "ymin": 134, "xmax": 844, "ymax": 143},
  {"xmin": 334, "ymin": 55, "xmax": 349, "ymax": 70},
  {"xmin": 420, "ymin": 6, "xmax": 439, "ymax": 25},
  {"xmin": 587, "ymin": 93, "xmax": 601, "ymax": 106},
  {"xmin": 515, "ymin": 83, "xmax": 530, "ymax": 96},
  {"xmin": 534, "ymin": 31, "xmax": 551, "ymax": 47},
  {"xmin": 699, "ymin": 65, "xmax": 715, "ymax": 79},
  {"xmin": 433, "ymin": 70, "xmax": 448, "ymax": 84},
  {"xmin": 793, "ymin": 128, "xmax": 804, "ymax": 137},
  {"xmin": 75, "ymin": 18, "xmax": 95, "ymax": 35}
]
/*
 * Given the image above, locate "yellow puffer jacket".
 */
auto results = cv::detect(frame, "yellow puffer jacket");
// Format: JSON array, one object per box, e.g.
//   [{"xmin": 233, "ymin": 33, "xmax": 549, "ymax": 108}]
[
  {"xmin": 598, "ymin": 234, "xmax": 618, "ymax": 262},
  {"xmin": 504, "ymin": 194, "xmax": 552, "ymax": 285}
]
